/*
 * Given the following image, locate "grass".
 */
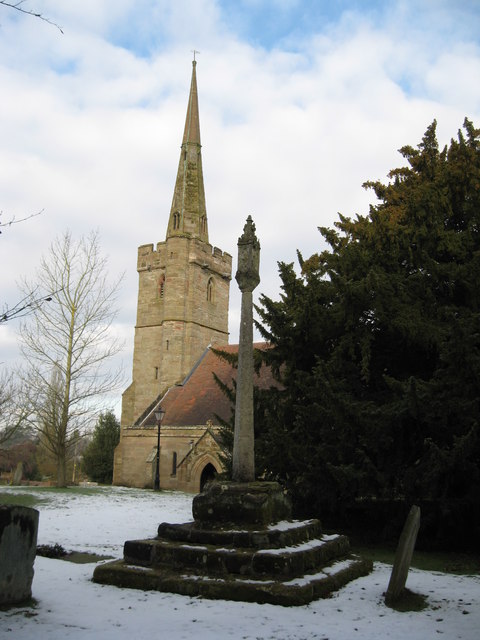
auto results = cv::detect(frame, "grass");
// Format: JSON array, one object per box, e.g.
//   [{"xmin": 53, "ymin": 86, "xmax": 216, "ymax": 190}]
[
  {"xmin": 385, "ymin": 588, "xmax": 429, "ymax": 612},
  {"xmin": 36, "ymin": 543, "xmax": 113, "ymax": 564},
  {"xmin": 0, "ymin": 492, "xmax": 49, "ymax": 508},
  {"xmin": 0, "ymin": 484, "xmax": 111, "ymax": 509},
  {"xmin": 352, "ymin": 543, "xmax": 480, "ymax": 576}
]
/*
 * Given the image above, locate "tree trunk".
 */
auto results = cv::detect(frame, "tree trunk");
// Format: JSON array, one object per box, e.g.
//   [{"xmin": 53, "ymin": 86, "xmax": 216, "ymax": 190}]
[{"xmin": 56, "ymin": 450, "xmax": 67, "ymax": 487}]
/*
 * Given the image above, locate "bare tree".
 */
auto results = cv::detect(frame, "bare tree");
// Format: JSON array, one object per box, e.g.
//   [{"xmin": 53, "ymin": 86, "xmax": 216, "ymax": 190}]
[
  {"xmin": 0, "ymin": 1, "xmax": 63, "ymax": 32},
  {"xmin": 0, "ymin": 370, "xmax": 31, "ymax": 446},
  {"xmin": 18, "ymin": 231, "xmax": 124, "ymax": 486}
]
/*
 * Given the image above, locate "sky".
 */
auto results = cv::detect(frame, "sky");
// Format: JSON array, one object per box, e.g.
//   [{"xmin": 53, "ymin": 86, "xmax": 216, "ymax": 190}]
[
  {"xmin": 1, "ymin": 0, "xmax": 480, "ymax": 416},
  {"xmin": 2, "ymin": 485, "xmax": 479, "ymax": 639}
]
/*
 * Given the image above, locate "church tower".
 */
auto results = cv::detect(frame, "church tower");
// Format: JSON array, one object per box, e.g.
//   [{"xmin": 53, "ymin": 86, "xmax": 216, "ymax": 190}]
[{"xmin": 121, "ymin": 61, "xmax": 232, "ymax": 428}]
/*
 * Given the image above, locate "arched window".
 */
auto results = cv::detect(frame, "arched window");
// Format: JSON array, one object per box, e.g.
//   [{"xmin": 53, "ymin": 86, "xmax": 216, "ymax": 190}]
[
  {"xmin": 200, "ymin": 215, "xmax": 207, "ymax": 234},
  {"xmin": 173, "ymin": 212, "xmax": 180, "ymax": 230},
  {"xmin": 207, "ymin": 277, "xmax": 214, "ymax": 303}
]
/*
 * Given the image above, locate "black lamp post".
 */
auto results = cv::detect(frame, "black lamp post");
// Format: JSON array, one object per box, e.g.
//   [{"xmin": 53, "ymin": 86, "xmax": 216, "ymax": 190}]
[{"xmin": 154, "ymin": 407, "xmax": 165, "ymax": 491}]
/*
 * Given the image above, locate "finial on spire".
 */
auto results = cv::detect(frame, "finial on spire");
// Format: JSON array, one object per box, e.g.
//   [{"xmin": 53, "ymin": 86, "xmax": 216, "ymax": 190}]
[{"xmin": 191, "ymin": 49, "xmax": 200, "ymax": 63}]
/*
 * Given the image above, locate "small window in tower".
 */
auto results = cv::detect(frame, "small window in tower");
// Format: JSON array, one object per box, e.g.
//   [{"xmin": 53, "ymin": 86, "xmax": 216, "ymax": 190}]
[
  {"xmin": 166, "ymin": 339, "xmax": 169, "ymax": 351},
  {"xmin": 207, "ymin": 277, "xmax": 214, "ymax": 303},
  {"xmin": 154, "ymin": 367, "xmax": 158, "ymax": 380},
  {"xmin": 171, "ymin": 452, "xmax": 177, "ymax": 476},
  {"xmin": 173, "ymin": 212, "xmax": 180, "ymax": 230},
  {"xmin": 200, "ymin": 215, "xmax": 207, "ymax": 234}
]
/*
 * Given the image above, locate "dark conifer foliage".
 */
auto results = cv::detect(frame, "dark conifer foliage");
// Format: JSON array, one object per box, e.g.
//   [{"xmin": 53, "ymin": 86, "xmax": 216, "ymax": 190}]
[
  {"xmin": 255, "ymin": 119, "xmax": 480, "ymax": 524},
  {"xmin": 81, "ymin": 411, "xmax": 120, "ymax": 484}
]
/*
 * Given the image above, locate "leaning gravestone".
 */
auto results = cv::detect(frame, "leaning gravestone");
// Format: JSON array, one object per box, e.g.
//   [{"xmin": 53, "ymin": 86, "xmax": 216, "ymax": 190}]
[
  {"xmin": 385, "ymin": 504, "xmax": 421, "ymax": 605},
  {"xmin": 0, "ymin": 505, "xmax": 39, "ymax": 605}
]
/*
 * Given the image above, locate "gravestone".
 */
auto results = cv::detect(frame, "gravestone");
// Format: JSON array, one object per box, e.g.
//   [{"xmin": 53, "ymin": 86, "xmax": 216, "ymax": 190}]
[
  {"xmin": 0, "ymin": 505, "xmax": 39, "ymax": 605},
  {"xmin": 385, "ymin": 504, "xmax": 421, "ymax": 605},
  {"xmin": 12, "ymin": 461, "xmax": 23, "ymax": 485}
]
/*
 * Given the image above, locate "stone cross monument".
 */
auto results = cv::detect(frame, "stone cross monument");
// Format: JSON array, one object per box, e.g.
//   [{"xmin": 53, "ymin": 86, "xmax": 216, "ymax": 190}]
[
  {"xmin": 93, "ymin": 212, "xmax": 372, "ymax": 604},
  {"xmin": 232, "ymin": 215, "xmax": 260, "ymax": 482}
]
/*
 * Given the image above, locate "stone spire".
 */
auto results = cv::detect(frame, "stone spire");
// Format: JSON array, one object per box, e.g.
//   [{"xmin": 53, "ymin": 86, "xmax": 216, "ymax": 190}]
[{"xmin": 167, "ymin": 60, "xmax": 208, "ymax": 242}]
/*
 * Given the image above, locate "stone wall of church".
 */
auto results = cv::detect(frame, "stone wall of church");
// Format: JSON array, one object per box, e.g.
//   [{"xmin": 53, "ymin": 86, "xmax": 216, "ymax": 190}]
[
  {"xmin": 121, "ymin": 235, "xmax": 231, "ymax": 429},
  {"xmin": 113, "ymin": 425, "xmax": 224, "ymax": 493}
]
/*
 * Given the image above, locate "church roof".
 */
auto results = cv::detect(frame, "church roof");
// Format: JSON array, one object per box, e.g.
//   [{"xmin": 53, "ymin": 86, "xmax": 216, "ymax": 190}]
[{"xmin": 139, "ymin": 343, "xmax": 278, "ymax": 428}]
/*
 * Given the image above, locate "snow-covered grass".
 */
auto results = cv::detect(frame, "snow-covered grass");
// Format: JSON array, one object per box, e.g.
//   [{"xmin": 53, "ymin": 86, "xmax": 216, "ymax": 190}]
[{"xmin": 1, "ymin": 486, "xmax": 479, "ymax": 639}]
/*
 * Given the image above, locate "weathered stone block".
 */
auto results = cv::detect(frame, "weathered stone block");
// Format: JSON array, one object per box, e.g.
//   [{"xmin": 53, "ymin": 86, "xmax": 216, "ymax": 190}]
[
  {"xmin": 156, "ymin": 518, "xmax": 322, "ymax": 549},
  {"xmin": 192, "ymin": 481, "xmax": 292, "ymax": 526},
  {"xmin": 0, "ymin": 505, "xmax": 39, "ymax": 605}
]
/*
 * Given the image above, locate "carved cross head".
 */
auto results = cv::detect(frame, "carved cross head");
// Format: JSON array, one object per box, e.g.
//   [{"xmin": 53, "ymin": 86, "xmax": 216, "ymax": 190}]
[{"xmin": 236, "ymin": 215, "xmax": 260, "ymax": 292}]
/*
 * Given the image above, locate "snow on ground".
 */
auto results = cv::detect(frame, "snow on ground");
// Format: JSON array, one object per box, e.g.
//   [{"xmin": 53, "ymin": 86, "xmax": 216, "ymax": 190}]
[{"xmin": 1, "ymin": 486, "xmax": 479, "ymax": 639}]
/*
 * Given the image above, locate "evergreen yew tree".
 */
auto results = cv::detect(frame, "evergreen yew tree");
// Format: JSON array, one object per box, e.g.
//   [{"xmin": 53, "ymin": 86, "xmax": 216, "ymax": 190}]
[
  {"xmin": 81, "ymin": 411, "xmax": 120, "ymax": 484},
  {"xmin": 256, "ymin": 119, "xmax": 480, "ymax": 526}
]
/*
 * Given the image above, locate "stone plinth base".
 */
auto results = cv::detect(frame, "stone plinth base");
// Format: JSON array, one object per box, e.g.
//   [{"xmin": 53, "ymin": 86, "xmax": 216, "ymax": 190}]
[
  {"xmin": 192, "ymin": 481, "xmax": 291, "ymax": 526},
  {"xmin": 0, "ymin": 505, "xmax": 39, "ymax": 605},
  {"xmin": 93, "ymin": 480, "xmax": 373, "ymax": 606},
  {"xmin": 94, "ymin": 518, "xmax": 371, "ymax": 606}
]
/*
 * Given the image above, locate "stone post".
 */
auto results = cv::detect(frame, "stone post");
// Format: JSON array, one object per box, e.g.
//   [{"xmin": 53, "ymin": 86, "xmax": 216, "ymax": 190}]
[{"xmin": 232, "ymin": 215, "xmax": 260, "ymax": 483}]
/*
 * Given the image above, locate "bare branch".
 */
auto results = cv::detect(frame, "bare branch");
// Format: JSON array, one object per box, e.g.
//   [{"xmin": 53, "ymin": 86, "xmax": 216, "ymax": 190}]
[
  {"xmin": 0, "ymin": 208, "xmax": 44, "ymax": 233},
  {"xmin": 0, "ymin": 1, "xmax": 63, "ymax": 33}
]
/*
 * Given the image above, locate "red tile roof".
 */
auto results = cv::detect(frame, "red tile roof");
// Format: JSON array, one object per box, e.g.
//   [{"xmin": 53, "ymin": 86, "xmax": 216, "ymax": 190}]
[{"xmin": 140, "ymin": 343, "xmax": 277, "ymax": 427}]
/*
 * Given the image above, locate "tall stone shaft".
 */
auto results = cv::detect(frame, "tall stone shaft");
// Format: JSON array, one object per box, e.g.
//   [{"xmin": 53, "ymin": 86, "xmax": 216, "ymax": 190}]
[{"xmin": 232, "ymin": 216, "xmax": 260, "ymax": 482}]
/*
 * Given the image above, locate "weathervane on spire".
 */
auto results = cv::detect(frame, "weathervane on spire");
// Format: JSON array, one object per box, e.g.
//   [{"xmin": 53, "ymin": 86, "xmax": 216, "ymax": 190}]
[{"xmin": 191, "ymin": 49, "xmax": 201, "ymax": 62}]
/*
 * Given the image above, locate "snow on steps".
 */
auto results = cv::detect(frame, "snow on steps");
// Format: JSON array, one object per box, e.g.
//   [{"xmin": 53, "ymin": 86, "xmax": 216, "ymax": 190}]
[{"xmin": 93, "ymin": 519, "xmax": 372, "ymax": 606}]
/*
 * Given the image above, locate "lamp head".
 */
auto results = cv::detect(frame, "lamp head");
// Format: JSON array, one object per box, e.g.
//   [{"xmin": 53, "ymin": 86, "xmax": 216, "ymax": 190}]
[{"xmin": 154, "ymin": 407, "xmax": 165, "ymax": 422}]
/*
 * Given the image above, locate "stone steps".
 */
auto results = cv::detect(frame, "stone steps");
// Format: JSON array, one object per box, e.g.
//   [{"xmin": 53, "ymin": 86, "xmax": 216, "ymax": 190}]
[
  {"xmin": 123, "ymin": 531, "xmax": 351, "ymax": 578},
  {"xmin": 94, "ymin": 519, "xmax": 372, "ymax": 605},
  {"xmin": 94, "ymin": 554, "xmax": 371, "ymax": 606},
  {"xmin": 156, "ymin": 517, "xmax": 322, "ymax": 548},
  {"xmin": 93, "ymin": 483, "xmax": 373, "ymax": 605}
]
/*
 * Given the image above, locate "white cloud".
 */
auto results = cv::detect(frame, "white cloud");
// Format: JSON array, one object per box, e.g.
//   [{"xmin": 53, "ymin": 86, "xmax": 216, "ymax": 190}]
[{"xmin": 1, "ymin": 0, "xmax": 479, "ymax": 399}]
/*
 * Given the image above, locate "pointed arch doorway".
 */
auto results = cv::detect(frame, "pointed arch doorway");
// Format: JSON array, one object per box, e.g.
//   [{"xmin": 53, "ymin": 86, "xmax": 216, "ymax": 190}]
[{"xmin": 200, "ymin": 463, "xmax": 217, "ymax": 491}]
